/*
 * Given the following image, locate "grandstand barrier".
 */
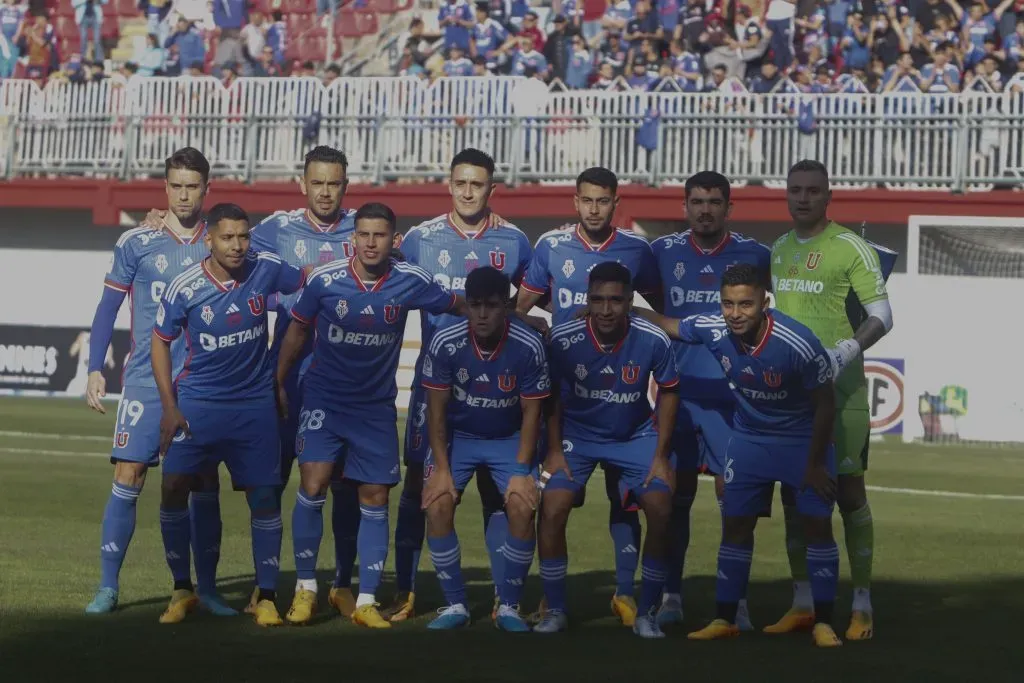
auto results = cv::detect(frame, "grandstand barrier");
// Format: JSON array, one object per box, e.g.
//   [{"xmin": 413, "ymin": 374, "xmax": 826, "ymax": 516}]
[{"xmin": 2, "ymin": 76, "xmax": 1024, "ymax": 191}]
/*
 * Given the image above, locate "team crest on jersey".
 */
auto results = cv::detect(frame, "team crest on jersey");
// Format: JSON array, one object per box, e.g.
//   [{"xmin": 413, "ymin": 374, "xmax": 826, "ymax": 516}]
[
  {"xmin": 318, "ymin": 243, "xmax": 334, "ymax": 263},
  {"xmin": 335, "ymin": 299, "xmax": 349, "ymax": 319},
  {"xmin": 412, "ymin": 434, "xmax": 422, "ymax": 450},
  {"xmin": 763, "ymin": 368, "xmax": 783, "ymax": 388},
  {"xmin": 805, "ymin": 251, "xmax": 822, "ymax": 270},
  {"xmin": 457, "ymin": 368, "xmax": 469, "ymax": 384},
  {"xmin": 114, "ymin": 431, "xmax": 130, "ymax": 448},
  {"xmin": 247, "ymin": 294, "xmax": 265, "ymax": 316},
  {"xmin": 422, "ymin": 354, "xmax": 433, "ymax": 378},
  {"xmin": 498, "ymin": 372, "xmax": 516, "ymax": 392},
  {"xmin": 489, "ymin": 248, "xmax": 505, "ymax": 270},
  {"xmin": 342, "ymin": 243, "xmax": 355, "ymax": 258},
  {"xmin": 438, "ymin": 250, "xmax": 452, "ymax": 269},
  {"xmin": 673, "ymin": 262, "xmax": 686, "ymax": 280},
  {"xmin": 575, "ymin": 363, "xmax": 588, "ymax": 380},
  {"xmin": 720, "ymin": 356, "xmax": 732, "ymax": 372},
  {"xmin": 792, "ymin": 251, "xmax": 802, "ymax": 264},
  {"xmin": 621, "ymin": 363, "xmax": 640, "ymax": 384},
  {"xmin": 788, "ymin": 265, "xmax": 799, "ymax": 277},
  {"xmin": 201, "ymin": 305, "xmax": 215, "ymax": 326},
  {"xmin": 156, "ymin": 303, "xmax": 166, "ymax": 326},
  {"xmin": 296, "ymin": 437, "xmax": 305, "ymax": 455},
  {"xmin": 155, "ymin": 254, "xmax": 168, "ymax": 274},
  {"xmin": 464, "ymin": 251, "xmax": 479, "ymax": 272},
  {"xmin": 562, "ymin": 259, "xmax": 575, "ymax": 278},
  {"xmin": 383, "ymin": 304, "xmax": 402, "ymax": 324},
  {"xmin": 294, "ymin": 240, "xmax": 308, "ymax": 259}
]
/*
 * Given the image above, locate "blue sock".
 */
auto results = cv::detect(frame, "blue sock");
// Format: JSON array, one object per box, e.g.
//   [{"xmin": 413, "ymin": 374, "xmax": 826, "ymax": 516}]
[
  {"xmin": 806, "ymin": 541, "xmax": 840, "ymax": 605},
  {"xmin": 99, "ymin": 482, "xmax": 140, "ymax": 590},
  {"xmin": 665, "ymin": 494, "xmax": 694, "ymax": 595},
  {"xmin": 716, "ymin": 543, "xmax": 754, "ymax": 608},
  {"xmin": 499, "ymin": 535, "xmax": 535, "ymax": 607},
  {"xmin": 357, "ymin": 504, "xmax": 389, "ymax": 598},
  {"xmin": 330, "ymin": 482, "xmax": 360, "ymax": 588},
  {"xmin": 539, "ymin": 557, "xmax": 568, "ymax": 612},
  {"xmin": 159, "ymin": 507, "xmax": 192, "ymax": 584},
  {"xmin": 394, "ymin": 493, "xmax": 424, "ymax": 593},
  {"xmin": 189, "ymin": 491, "xmax": 221, "ymax": 595},
  {"xmin": 483, "ymin": 508, "xmax": 508, "ymax": 588},
  {"xmin": 292, "ymin": 491, "xmax": 326, "ymax": 581},
  {"xmin": 427, "ymin": 531, "xmax": 467, "ymax": 606},
  {"xmin": 638, "ymin": 555, "xmax": 668, "ymax": 615},
  {"xmin": 608, "ymin": 506, "xmax": 640, "ymax": 597},
  {"xmin": 251, "ymin": 513, "xmax": 284, "ymax": 590}
]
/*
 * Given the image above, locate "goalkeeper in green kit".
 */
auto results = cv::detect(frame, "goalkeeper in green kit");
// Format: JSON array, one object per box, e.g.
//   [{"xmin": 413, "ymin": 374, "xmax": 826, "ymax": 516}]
[{"xmin": 766, "ymin": 160, "xmax": 895, "ymax": 642}]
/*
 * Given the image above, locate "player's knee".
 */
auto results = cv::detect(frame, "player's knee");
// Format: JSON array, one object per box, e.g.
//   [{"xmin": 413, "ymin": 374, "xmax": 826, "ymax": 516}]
[
  {"xmin": 246, "ymin": 486, "xmax": 279, "ymax": 516},
  {"xmin": 160, "ymin": 475, "xmax": 190, "ymax": 508},
  {"xmin": 836, "ymin": 475, "xmax": 867, "ymax": 512},
  {"xmin": 425, "ymin": 496, "xmax": 455, "ymax": 535},
  {"xmin": 298, "ymin": 464, "xmax": 331, "ymax": 497},
  {"xmin": 358, "ymin": 484, "xmax": 389, "ymax": 508},
  {"xmin": 721, "ymin": 516, "xmax": 756, "ymax": 545},
  {"xmin": 113, "ymin": 460, "xmax": 148, "ymax": 488},
  {"xmin": 539, "ymin": 491, "xmax": 573, "ymax": 531},
  {"xmin": 195, "ymin": 468, "xmax": 220, "ymax": 493},
  {"xmin": 639, "ymin": 492, "xmax": 672, "ymax": 528},
  {"xmin": 504, "ymin": 494, "xmax": 535, "ymax": 527},
  {"xmin": 801, "ymin": 515, "xmax": 833, "ymax": 544}
]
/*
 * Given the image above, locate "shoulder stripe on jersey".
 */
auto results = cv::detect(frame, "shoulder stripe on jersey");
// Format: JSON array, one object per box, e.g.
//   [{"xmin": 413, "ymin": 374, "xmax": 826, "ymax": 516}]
[
  {"xmin": 308, "ymin": 260, "xmax": 348, "ymax": 280},
  {"xmin": 256, "ymin": 251, "xmax": 283, "ymax": 264},
  {"xmin": 404, "ymin": 214, "xmax": 448, "ymax": 238},
  {"xmin": 631, "ymin": 317, "xmax": 672, "ymax": 346},
  {"xmin": 115, "ymin": 226, "xmax": 151, "ymax": 248},
  {"xmin": 508, "ymin": 326, "xmax": 546, "ymax": 359},
  {"xmin": 549, "ymin": 319, "xmax": 587, "ymax": 340},
  {"xmin": 693, "ymin": 314, "xmax": 726, "ymax": 327},
  {"xmin": 393, "ymin": 261, "xmax": 435, "ymax": 284},
  {"xmin": 616, "ymin": 229, "xmax": 651, "ymax": 245},
  {"xmin": 835, "ymin": 232, "xmax": 881, "ymax": 271},
  {"xmin": 427, "ymin": 321, "xmax": 469, "ymax": 356},
  {"xmin": 772, "ymin": 323, "xmax": 815, "ymax": 361},
  {"xmin": 165, "ymin": 263, "xmax": 204, "ymax": 302},
  {"xmin": 534, "ymin": 224, "xmax": 575, "ymax": 247}
]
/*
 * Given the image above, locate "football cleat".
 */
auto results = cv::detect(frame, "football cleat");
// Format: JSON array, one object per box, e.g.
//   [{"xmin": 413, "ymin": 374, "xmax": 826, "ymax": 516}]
[
  {"xmin": 328, "ymin": 586, "xmax": 356, "ymax": 618},
  {"xmin": 427, "ymin": 604, "xmax": 471, "ymax": 630},
  {"xmin": 763, "ymin": 608, "xmax": 815, "ymax": 634},
  {"xmin": 845, "ymin": 611, "xmax": 873, "ymax": 641},
  {"xmin": 656, "ymin": 595, "xmax": 684, "ymax": 627},
  {"xmin": 533, "ymin": 609, "xmax": 568, "ymax": 634},
  {"xmin": 352, "ymin": 603, "xmax": 392, "ymax": 629},
  {"xmin": 158, "ymin": 589, "xmax": 199, "ymax": 624},
  {"xmin": 243, "ymin": 587, "xmax": 259, "ymax": 615},
  {"xmin": 633, "ymin": 611, "xmax": 666, "ymax": 639},
  {"xmin": 688, "ymin": 618, "xmax": 740, "ymax": 640},
  {"xmin": 85, "ymin": 587, "xmax": 119, "ymax": 614},
  {"xmin": 285, "ymin": 588, "xmax": 318, "ymax": 625},
  {"xmin": 381, "ymin": 591, "xmax": 415, "ymax": 622},
  {"xmin": 495, "ymin": 604, "xmax": 531, "ymax": 633},
  {"xmin": 736, "ymin": 601, "xmax": 754, "ymax": 632},
  {"xmin": 610, "ymin": 594, "xmax": 638, "ymax": 627},
  {"xmin": 813, "ymin": 623, "xmax": 844, "ymax": 648},
  {"xmin": 491, "ymin": 594, "xmax": 500, "ymax": 622},
  {"xmin": 526, "ymin": 596, "xmax": 548, "ymax": 625},
  {"xmin": 253, "ymin": 599, "xmax": 284, "ymax": 627},
  {"xmin": 198, "ymin": 592, "xmax": 238, "ymax": 617}
]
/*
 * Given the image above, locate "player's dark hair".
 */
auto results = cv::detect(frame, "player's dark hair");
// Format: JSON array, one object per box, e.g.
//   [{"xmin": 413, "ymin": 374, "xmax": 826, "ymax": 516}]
[
  {"xmin": 588, "ymin": 261, "xmax": 632, "ymax": 293},
  {"xmin": 303, "ymin": 145, "xmax": 348, "ymax": 174},
  {"xmin": 685, "ymin": 170, "xmax": 731, "ymax": 203},
  {"xmin": 721, "ymin": 263, "xmax": 769, "ymax": 291},
  {"xmin": 450, "ymin": 148, "xmax": 496, "ymax": 178},
  {"xmin": 787, "ymin": 159, "xmax": 829, "ymax": 184},
  {"xmin": 465, "ymin": 266, "xmax": 510, "ymax": 302},
  {"xmin": 206, "ymin": 203, "xmax": 249, "ymax": 229},
  {"xmin": 165, "ymin": 147, "xmax": 210, "ymax": 183},
  {"xmin": 576, "ymin": 167, "xmax": 618, "ymax": 194},
  {"xmin": 355, "ymin": 202, "xmax": 397, "ymax": 233}
]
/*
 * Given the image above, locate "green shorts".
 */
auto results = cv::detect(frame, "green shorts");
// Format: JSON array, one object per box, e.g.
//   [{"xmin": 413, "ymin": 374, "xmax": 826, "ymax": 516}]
[{"xmin": 835, "ymin": 409, "xmax": 870, "ymax": 477}]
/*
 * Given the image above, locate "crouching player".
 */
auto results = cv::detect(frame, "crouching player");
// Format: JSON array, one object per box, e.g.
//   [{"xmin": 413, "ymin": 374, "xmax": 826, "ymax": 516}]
[
  {"xmin": 536, "ymin": 262, "xmax": 679, "ymax": 639},
  {"xmin": 420, "ymin": 266, "xmax": 550, "ymax": 632},
  {"xmin": 152, "ymin": 203, "xmax": 306, "ymax": 626},
  {"xmin": 636, "ymin": 264, "xmax": 843, "ymax": 647}
]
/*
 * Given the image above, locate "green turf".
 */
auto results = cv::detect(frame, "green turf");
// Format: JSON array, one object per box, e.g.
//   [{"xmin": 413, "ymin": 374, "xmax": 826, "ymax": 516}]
[{"xmin": 1, "ymin": 396, "xmax": 1022, "ymax": 683}]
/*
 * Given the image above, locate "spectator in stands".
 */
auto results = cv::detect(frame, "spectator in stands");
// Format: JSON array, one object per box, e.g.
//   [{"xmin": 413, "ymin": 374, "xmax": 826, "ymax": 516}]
[
  {"xmin": 633, "ymin": 37, "xmax": 660, "ymax": 73},
  {"xmin": 169, "ymin": 0, "xmax": 214, "ymax": 31},
  {"xmin": 471, "ymin": 54, "xmax": 489, "ymax": 74},
  {"xmin": 624, "ymin": 0, "xmax": 657, "ymax": 50},
  {"xmin": 920, "ymin": 40, "xmax": 961, "ymax": 91},
  {"xmin": 669, "ymin": 38, "xmax": 702, "ymax": 90},
  {"xmin": 439, "ymin": 0, "xmax": 474, "ymax": 52},
  {"xmin": 507, "ymin": 0, "xmax": 530, "ymax": 31},
  {"xmin": 948, "ymin": 0, "xmax": 1015, "ymax": 52},
  {"xmin": 444, "ymin": 43, "xmax": 474, "ymax": 74},
  {"xmin": 625, "ymin": 57, "xmax": 655, "ymax": 88},
  {"xmin": 702, "ymin": 62, "xmax": 728, "ymax": 90},
  {"xmin": 18, "ymin": 10, "xmax": 55, "ymax": 84},
  {"xmin": 517, "ymin": 11, "xmax": 546, "ymax": 52},
  {"xmin": 323, "ymin": 63, "xmax": 340, "ymax": 85},
  {"xmin": 656, "ymin": 0, "xmax": 681, "ymax": 42},
  {"xmin": 471, "ymin": 2, "xmax": 507, "ymax": 72},
  {"xmin": 917, "ymin": 0, "xmax": 956, "ymax": 33},
  {"xmin": 973, "ymin": 53, "xmax": 1003, "ymax": 89},
  {"xmin": 294, "ymin": 59, "xmax": 315, "ymax": 78},
  {"xmin": 602, "ymin": 0, "xmax": 630, "ymax": 35},
  {"xmin": 676, "ymin": 2, "xmax": 705, "ymax": 50},
  {"xmin": 1007, "ymin": 53, "xmax": 1024, "ymax": 91},
  {"xmin": 881, "ymin": 50, "xmax": 921, "ymax": 91},
  {"xmin": 221, "ymin": 60, "xmax": 238, "ymax": 84},
  {"xmin": 564, "ymin": 32, "xmax": 593, "ymax": 88},
  {"xmin": 184, "ymin": 60, "xmax": 203, "ymax": 76},
  {"xmin": 795, "ymin": 1, "xmax": 827, "ymax": 61},
  {"xmin": 597, "ymin": 31, "xmax": 627, "ymax": 75},
  {"xmin": 73, "ymin": 0, "xmax": 108, "ymax": 62},
  {"xmin": 212, "ymin": 0, "xmax": 246, "ymax": 33},
  {"xmin": 253, "ymin": 45, "xmax": 281, "ymax": 75},
  {"xmin": 316, "ymin": 0, "xmax": 336, "ymax": 18},
  {"xmin": 508, "ymin": 32, "xmax": 548, "ymax": 76},
  {"xmin": 592, "ymin": 59, "xmax": 616, "ymax": 88},
  {"xmin": 868, "ymin": 5, "xmax": 909, "ymax": 68},
  {"xmin": 763, "ymin": 0, "xmax": 796, "ymax": 69},
  {"xmin": 812, "ymin": 63, "xmax": 836, "ymax": 92},
  {"xmin": 265, "ymin": 10, "xmax": 285, "ymax": 66},
  {"xmin": 240, "ymin": 9, "xmax": 268, "ymax": 75},
  {"xmin": 163, "ymin": 17, "xmax": 204, "ymax": 76},
  {"xmin": 0, "ymin": 0, "xmax": 26, "ymax": 79},
  {"xmin": 842, "ymin": 10, "xmax": 871, "ymax": 71},
  {"xmin": 134, "ymin": 32, "xmax": 165, "ymax": 75},
  {"xmin": 543, "ymin": 14, "xmax": 573, "ymax": 82},
  {"xmin": 1007, "ymin": 17, "xmax": 1024, "ymax": 62},
  {"xmin": 747, "ymin": 59, "xmax": 781, "ymax": 92}
]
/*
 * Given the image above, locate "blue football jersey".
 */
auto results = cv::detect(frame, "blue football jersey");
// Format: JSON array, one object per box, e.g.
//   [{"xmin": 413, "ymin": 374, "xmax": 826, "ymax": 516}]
[
  {"xmin": 548, "ymin": 315, "xmax": 679, "ymax": 442},
  {"xmin": 652, "ymin": 230, "xmax": 771, "ymax": 401},
  {"xmin": 103, "ymin": 225, "xmax": 211, "ymax": 389},
  {"xmin": 292, "ymin": 258, "xmax": 458, "ymax": 405},
  {"xmin": 422, "ymin": 318, "xmax": 550, "ymax": 439},
  {"xmin": 676, "ymin": 310, "xmax": 831, "ymax": 442},
  {"xmin": 401, "ymin": 213, "xmax": 533, "ymax": 351},
  {"xmin": 154, "ymin": 252, "xmax": 305, "ymax": 401},
  {"xmin": 522, "ymin": 225, "xmax": 660, "ymax": 326}
]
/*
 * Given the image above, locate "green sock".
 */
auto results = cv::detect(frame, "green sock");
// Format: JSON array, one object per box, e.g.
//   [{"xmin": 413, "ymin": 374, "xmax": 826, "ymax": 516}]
[
  {"xmin": 783, "ymin": 505, "xmax": 808, "ymax": 582},
  {"xmin": 842, "ymin": 502, "xmax": 874, "ymax": 589}
]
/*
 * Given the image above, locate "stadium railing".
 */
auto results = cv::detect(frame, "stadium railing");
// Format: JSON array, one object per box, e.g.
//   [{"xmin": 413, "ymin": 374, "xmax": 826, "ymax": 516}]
[{"xmin": 1, "ymin": 75, "xmax": 1022, "ymax": 190}]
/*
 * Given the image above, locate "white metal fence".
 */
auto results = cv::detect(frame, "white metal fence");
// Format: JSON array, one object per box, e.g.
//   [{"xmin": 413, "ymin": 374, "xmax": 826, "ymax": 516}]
[{"xmin": 2, "ymin": 75, "xmax": 1023, "ymax": 191}]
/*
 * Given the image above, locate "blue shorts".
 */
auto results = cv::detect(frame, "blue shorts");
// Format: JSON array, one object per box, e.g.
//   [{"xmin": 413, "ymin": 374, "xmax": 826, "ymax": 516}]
[
  {"xmin": 545, "ymin": 433, "xmax": 673, "ymax": 498},
  {"xmin": 110, "ymin": 385, "xmax": 162, "ymax": 467},
  {"xmin": 296, "ymin": 397, "xmax": 400, "ymax": 486},
  {"xmin": 426, "ymin": 433, "xmax": 532, "ymax": 494},
  {"xmin": 722, "ymin": 434, "xmax": 836, "ymax": 519},
  {"xmin": 673, "ymin": 399, "xmax": 734, "ymax": 475},
  {"xmin": 403, "ymin": 383, "xmax": 429, "ymax": 466},
  {"xmin": 162, "ymin": 398, "xmax": 282, "ymax": 488}
]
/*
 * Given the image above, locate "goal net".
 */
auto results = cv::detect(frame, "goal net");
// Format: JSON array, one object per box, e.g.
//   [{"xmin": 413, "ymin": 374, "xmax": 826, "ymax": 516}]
[{"xmin": 900, "ymin": 216, "xmax": 1024, "ymax": 445}]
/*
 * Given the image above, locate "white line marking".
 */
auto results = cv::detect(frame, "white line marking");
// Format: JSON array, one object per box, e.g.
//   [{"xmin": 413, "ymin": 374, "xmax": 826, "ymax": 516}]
[
  {"xmin": 0, "ymin": 430, "xmax": 109, "ymax": 442},
  {"xmin": 865, "ymin": 485, "xmax": 1024, "ymax": 501},
  {"xmin": 0, "ymin": 446, "xmax": 108, "ymax": 459}
]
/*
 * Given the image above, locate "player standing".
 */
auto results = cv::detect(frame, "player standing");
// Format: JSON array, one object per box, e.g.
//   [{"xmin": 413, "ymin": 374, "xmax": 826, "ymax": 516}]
[
  {"xmin": 389, "ymin": 148, "xmax": 534, "ymax": 622},
  {"xmin": 637, "ymin": 264, "xmax": 843, "ymax": 648},
  {"xmin": 84, "ymin": 148, "xmax": 229, "ymax": 616},
  {"xmin": 152, "ymin": 203, "xmax": 306, "ymax": 626},
  {"xmin": 536, "ymin": 262, "xmax": 678, "ymax": 638},
  {"xmin": 767, "ymin": 161, "xmax": 893, "ymax": 641},
  {"xmin": 515, "ymin": 167, "xmax": 661, "ymax": 627},
  {"xmin": 420, "ymin": 267, "xmax": 549, "ymax": 632},
  {"xmin": 277, "ymin": 202, "xmax": 467, "ymax": 628},
  {"xmin": 649, "ymin": 171, "xmax": 769, "ymax": 628}
]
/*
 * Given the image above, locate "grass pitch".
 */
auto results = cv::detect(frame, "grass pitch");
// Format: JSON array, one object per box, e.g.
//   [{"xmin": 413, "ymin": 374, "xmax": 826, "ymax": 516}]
[{"xmin": 0, "ymin": 396, "xmax": 1022, "ymax": 682}]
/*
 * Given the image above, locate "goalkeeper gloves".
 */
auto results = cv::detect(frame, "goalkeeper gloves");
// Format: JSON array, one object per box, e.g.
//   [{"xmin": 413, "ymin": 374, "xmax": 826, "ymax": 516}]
[{"xmin": 827, "ymin": 338, "xmax": 861, "ymax": 380}]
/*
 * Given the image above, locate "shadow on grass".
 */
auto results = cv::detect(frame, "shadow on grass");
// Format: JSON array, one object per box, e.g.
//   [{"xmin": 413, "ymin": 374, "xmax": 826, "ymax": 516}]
[{"xmin": 3, "ymin": 573, "xmax": 1022, "ymax": 683}]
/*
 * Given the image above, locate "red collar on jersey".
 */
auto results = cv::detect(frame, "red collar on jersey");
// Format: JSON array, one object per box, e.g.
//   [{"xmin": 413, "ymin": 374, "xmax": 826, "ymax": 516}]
[
  {"xmin": 446, "ymin": 211, "xmax": 496, "ymax": 240},
  {"xmin": 471, "ymin": 319, "xmax": 510, "ymax": 361},
  {"xmin": 741, "ymin": 312, "xmax": 774, "ymax": 357},
  {"xmin": 167, "ymin": 219, "xmax": 207, "ymax": 245},
  {"xmin": 201, "ymin": 256, "xmax": 240, "ymax": 292},
  {"xmin": 575, "ymin": 224, "xmax": 617, "ymax": 252},
  {"xmin": 304, "ymin": 209, "xmax": 345, "ymax": 233},
  {"xmin": 349, "ymin": 257, "xmax": 391, "ymax": 292},
  {"xmin": 689, "ymin": 231, "xmax": 731, "ymax": 256},
  {"xmin": 586, "ymin": 316, "xmax": 628, "ymax": 354}
]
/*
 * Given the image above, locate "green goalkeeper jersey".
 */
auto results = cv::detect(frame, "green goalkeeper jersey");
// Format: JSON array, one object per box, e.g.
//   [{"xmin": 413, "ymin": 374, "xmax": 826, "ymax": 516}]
[{"xmin": 770, "ymin": 221, "xmax": 889, "ymax": 411}]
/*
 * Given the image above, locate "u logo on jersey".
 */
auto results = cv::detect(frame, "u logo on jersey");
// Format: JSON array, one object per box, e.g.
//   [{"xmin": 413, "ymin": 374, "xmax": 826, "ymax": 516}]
[
  {"xmin": 763, "ymin": 369, "xmax": 783, "ymax": 388},
  {"xmin": 383, "ymin": 304, "xmax": 402, "ymax": 324},
  {"xmin": 621, "ymin": 364, "xmax": 640, "ymax": 385},
  {"xmin": 806, "ymin": 251, "xmax": 822, "ymax": 270},
  {"xmin": 114, "ymin": 431, "xmax": 130, "ymax": 448},
  {"xmin": 498, "ymin": 373, "xmax": 516, "ymax": 392},
  {"xmin": 248, "ymin": 294, "xmax": 265, "ymax": 316},
  {"xmin": 342, "ymin": 243, "xmax": 355, "ymax": 258},
  {"xmin": 489, "ymin": 248, "xmax": 505, "ymax": 270}
]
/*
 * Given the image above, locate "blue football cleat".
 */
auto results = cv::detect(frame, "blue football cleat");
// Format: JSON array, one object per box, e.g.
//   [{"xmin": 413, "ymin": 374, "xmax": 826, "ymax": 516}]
[
  {"xmin": 85, "ymin": 587, "xmax": 119, "ymax": 614},
  {"xmin": 199, "ymin": 592, "xmax": 239, "ymax": 616},
  {"xmin": 656, "ymin": 595, "xmax": 684, "ymax": 626},
  {"xmin": 495, "ymin": 605, "xmax": 531, "ymax": 633},
  {"xmin": 427, "ymin": 604, "xmax": 470, "ymax": 630}
]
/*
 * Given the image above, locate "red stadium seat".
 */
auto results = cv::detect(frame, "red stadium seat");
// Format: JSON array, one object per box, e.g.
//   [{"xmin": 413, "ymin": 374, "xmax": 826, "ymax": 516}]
[
  {"xmin": 59, "ymin": 35, "xmax": 82, "ymax": 57},
  {"xmin": 53, "ymin": 16, "xmax": 76, "ymax": 39},
  {"xmin": 284, "ymin": 39, "xmax": 302, "ymax": 63},
  {"xmin": 298, "ymin": 33, "xmax": 327, "ymax": 62},
  {"xmin": 54, "ymin": 0, "xmax": 75, "ymax": 17},
  {"xmin": 101, "ymin": 15, "xmax": 120, "ymax": 41},
  {"xmin": 368, "ymin": 0, "xmax": 412, "ymax": 13},
  {"xmin": 115, "ymin": 0, "xmax": 139, "ymax": 17},
  {"xmin": 284, "ymin": 0, "xmax": 315, "ymax": 14},
  {"xmin": 334, "ymin": 10, "xmax": 376, "ymax": 37},
  {"xmin": 286, "ymin": 12, "xmax": 316, "ymax": 35}
]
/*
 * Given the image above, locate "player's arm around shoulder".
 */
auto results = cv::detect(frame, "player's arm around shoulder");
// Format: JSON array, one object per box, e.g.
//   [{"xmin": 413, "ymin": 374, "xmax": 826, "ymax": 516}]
[{"xmin": 248, "ymin": 214, "xmax": 282, "ymax": 254}]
